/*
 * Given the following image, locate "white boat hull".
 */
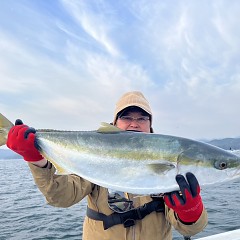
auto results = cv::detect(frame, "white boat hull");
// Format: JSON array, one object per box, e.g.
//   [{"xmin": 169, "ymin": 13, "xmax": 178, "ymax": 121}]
[{"xmin": 196, "ymin": 229, "xmax": 240, "ymax": 240}]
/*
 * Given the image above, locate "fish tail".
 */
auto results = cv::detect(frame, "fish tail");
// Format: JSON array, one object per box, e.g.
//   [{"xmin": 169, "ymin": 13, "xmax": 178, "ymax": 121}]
[{"xmin": 0, "ymin": 113, "xmax": 14, "ymax": 147}]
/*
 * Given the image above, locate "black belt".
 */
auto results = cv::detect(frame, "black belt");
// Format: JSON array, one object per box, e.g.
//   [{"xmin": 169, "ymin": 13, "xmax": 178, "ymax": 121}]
[{"xmin": 86, "ymin": 198, "xmax": 165, "ymax": 230}]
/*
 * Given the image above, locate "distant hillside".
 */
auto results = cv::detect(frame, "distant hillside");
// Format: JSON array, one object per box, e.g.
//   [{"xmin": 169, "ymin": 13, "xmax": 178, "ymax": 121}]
[
  {"xmin": 0, "ymin": 149, "xmax": 22, "ymax": 159},
  {"xmin": 206, "ymin": 138, "xmax": 240, "ymax": 150}
]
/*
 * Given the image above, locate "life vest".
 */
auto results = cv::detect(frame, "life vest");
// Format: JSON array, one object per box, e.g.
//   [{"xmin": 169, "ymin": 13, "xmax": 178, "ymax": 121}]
[{"xmin": 86, "ymin": 191, "xmax": 165, "ymax": 230}]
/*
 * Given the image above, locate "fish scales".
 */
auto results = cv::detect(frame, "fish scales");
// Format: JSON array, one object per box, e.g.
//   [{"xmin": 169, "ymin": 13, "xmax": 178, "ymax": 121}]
[{"xmin": 36, "ymin": 131, "xmax": 180, "ymax": 161}]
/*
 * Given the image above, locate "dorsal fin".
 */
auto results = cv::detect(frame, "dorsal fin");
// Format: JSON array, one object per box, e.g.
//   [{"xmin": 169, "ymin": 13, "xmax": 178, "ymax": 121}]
[{"xmin": 97, "ymin": 122, "xmax": 124, "ymax": 133}]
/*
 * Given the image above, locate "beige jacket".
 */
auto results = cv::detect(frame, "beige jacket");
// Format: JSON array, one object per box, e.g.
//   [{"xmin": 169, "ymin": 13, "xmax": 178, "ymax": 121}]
[{"xmin": 29, "ymin": 163, "xmax": 208, "ymax": 240}]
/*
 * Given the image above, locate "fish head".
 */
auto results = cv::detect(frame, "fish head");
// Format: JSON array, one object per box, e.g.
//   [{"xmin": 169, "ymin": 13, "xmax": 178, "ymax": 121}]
[
  {"xmin": 200, "ymin": 144, "xmax": 240, "ymax": 178},
  {"xmin": 176, "ymin": 142, "xmax": 240, "ymax": 186},
  {"xmin": 214, "ymin": 155, "xmax": 240, "ymax": 169},
  {"xmin": 212, "ymin": 153, "xmax": 240, "ymax": 177}
]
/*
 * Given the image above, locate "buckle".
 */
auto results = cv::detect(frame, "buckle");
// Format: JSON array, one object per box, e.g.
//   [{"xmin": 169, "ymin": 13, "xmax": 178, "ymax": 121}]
[
  {"xmin": 123, "ymin": 219, "xmax": 135, "ymax": 228},
  {"xmin": 151, "ymin": 193, "xmax": 164, "ymax": 199}
]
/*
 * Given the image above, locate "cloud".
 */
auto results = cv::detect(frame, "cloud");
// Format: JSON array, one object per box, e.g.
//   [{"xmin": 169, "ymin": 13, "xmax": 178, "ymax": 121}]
[
  {"xmin": 61, "ymin": 0, "xmax": 120, "ymax": 57},
  {"xmin": 0, "ymin": 0, "xmax": 240, "ymax": 139},
  {"xmin": 0, "ymin": 33, "xmax": 46, "ymax": 93}
]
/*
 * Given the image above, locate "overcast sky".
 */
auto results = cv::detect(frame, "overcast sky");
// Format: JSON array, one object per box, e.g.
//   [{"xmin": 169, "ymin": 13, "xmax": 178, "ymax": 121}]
[{"xmin": 0, "ymin": 0, "xmax": 240, "ymax": 140}]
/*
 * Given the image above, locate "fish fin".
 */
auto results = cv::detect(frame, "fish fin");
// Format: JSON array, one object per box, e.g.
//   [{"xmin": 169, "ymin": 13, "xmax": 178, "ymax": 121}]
[
  {"xmin": 0, "ymin": 113, "xmax": 14, "ymax": 147},
  {"xmin": 97, "ymin": 122, "xmax": 124, "ymax": 133},
  {"xmin": 148, "ymin": 162, "xmax": 175, "ymax": 175}
]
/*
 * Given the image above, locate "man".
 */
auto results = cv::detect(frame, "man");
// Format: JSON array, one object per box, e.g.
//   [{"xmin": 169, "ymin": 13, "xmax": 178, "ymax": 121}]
[{"xmin": 7, "ymin": 91, "xmax": 207, "ymax": 239}]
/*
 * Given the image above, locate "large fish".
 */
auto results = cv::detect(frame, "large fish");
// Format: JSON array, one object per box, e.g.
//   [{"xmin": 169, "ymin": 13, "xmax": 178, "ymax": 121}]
[{"xmin": 0, "ymin": 113, "xmax": 240, "ymax": 194}]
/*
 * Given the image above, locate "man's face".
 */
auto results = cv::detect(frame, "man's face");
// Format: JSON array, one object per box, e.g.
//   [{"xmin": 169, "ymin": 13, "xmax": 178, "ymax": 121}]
[{"xmin": 115, "ymin": 110, "xmax": 151, "ymax": 133}]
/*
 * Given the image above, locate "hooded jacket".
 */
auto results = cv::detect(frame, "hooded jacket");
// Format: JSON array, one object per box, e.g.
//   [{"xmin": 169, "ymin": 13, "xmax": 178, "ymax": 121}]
[
  {"xmin": 28, "ymin": 163, "xmax": 207, "ymax": 240},
  {"xmin": 28, "ymin": 91, "xmax": 207, "ymax": 239}
]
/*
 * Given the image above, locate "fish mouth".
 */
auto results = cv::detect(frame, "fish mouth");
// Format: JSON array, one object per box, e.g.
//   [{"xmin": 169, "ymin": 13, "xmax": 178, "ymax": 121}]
[
  {"xmin": 227, "ymin": 165, "xmax": 240, "ymax": 179},
  {"xmin": 236, "ymin": 166, "xmax": 240, "ymax": 176}
]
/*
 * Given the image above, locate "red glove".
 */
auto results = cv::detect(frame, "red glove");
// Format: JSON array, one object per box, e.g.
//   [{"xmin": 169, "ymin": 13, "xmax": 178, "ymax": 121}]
[
  {"xmin": 164, "ymin": 172, "xmax": 203, "ymax": 223},
  {"xmin": 7, "ymin": 119, "xmax": 43, "ymax": 162}
]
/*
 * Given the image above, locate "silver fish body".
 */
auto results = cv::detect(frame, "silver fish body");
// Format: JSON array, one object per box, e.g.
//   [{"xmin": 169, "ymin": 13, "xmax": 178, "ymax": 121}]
[{"xmin": 35, "ymin": 128, "xmax": 240, "ymax": 194}]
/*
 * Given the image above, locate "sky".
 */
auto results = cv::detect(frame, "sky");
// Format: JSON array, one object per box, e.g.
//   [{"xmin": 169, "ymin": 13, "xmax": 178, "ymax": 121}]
[{"xmin": 0, "ymin": 0, "xmax": 240, "ymax": 141}]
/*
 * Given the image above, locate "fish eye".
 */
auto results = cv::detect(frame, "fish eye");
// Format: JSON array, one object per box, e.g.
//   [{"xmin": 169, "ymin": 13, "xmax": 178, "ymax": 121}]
[
  {"xmin": 219, "ymin": 161, "xmax": 227, "ymax": 170},
  {"xmin": 214, "ymin": 160, "xmax": 228, "ymax": 170}
]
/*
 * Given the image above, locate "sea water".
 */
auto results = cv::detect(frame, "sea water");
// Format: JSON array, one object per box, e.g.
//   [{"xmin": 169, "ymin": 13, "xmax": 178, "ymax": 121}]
[{"xmin": 0, "ymin": 151, "xmax": 240, "ymax": 240}]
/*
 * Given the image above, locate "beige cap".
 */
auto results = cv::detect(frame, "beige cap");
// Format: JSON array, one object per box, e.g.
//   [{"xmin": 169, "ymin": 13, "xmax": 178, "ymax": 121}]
[{"xmin": 113, "ymin": 91, "xmax": 152, "ymax": 125}]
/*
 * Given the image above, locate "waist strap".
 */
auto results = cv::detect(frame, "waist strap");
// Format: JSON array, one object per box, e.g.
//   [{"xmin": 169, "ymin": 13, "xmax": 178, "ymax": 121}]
[{"xmin": 86, "ymin": 198, "xmax": 165, "ymax": 230}]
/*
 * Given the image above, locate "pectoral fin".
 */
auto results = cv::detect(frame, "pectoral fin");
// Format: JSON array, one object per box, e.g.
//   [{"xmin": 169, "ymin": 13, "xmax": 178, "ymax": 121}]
[{"xmin": 148, "ymin": 162, "xmax": 175, "ymax": 175}]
